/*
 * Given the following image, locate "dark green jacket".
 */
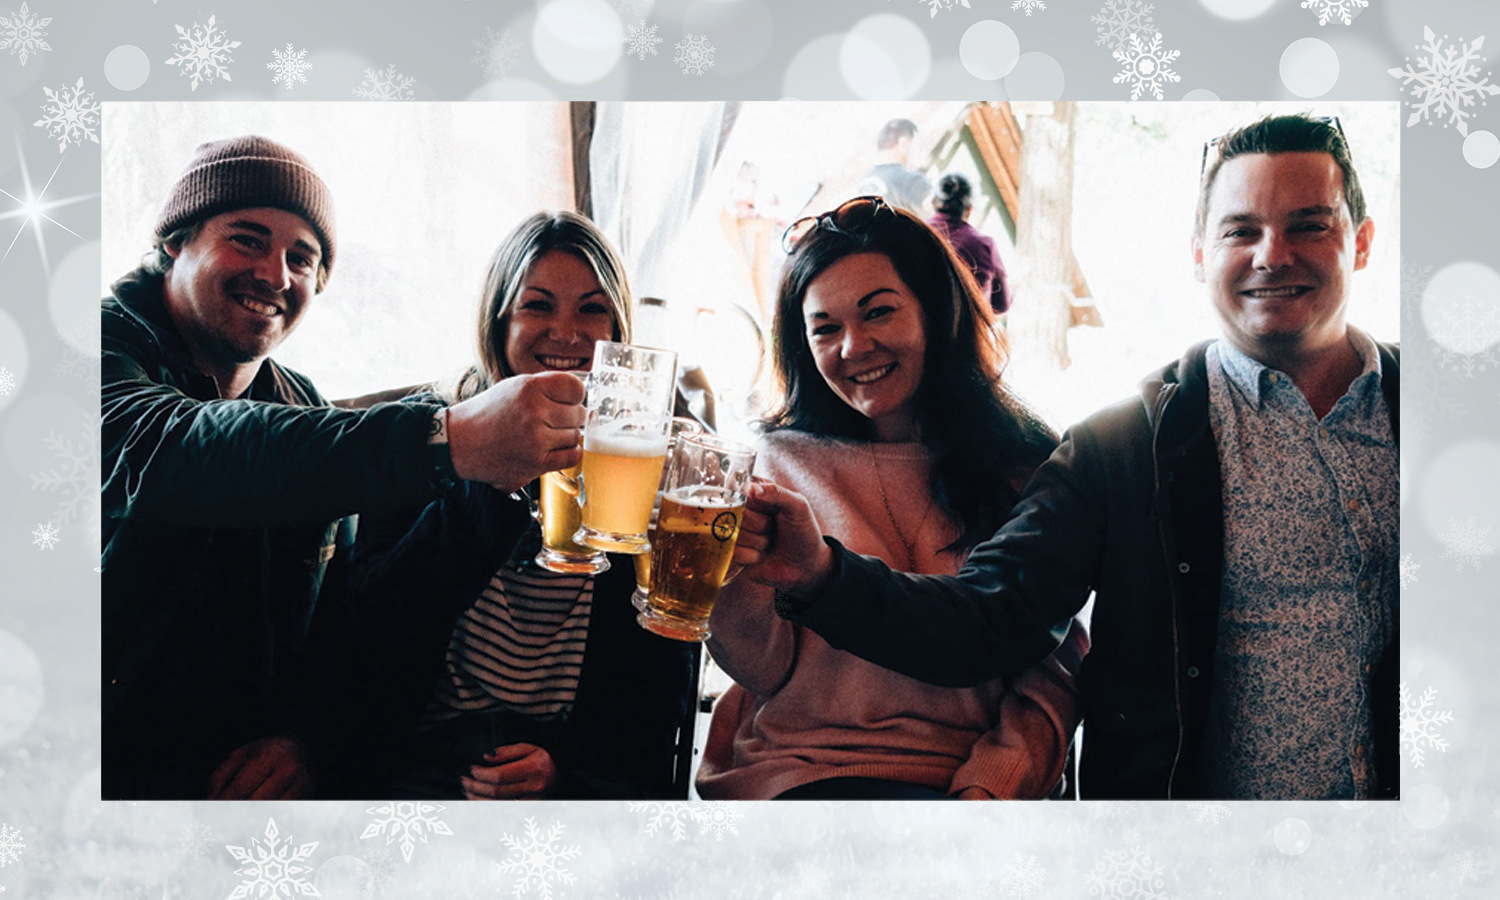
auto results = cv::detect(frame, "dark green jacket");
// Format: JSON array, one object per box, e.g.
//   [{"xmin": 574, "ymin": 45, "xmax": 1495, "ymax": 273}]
[{"xmin": 101, "ymin": 269, "xmax": 442, "ymax": 795}]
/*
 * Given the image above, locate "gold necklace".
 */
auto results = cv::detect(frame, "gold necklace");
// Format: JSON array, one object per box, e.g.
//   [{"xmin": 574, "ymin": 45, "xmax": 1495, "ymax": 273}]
[{"xmin": 864, "ymin": 447, "xmax": 935, "ymax": 572}]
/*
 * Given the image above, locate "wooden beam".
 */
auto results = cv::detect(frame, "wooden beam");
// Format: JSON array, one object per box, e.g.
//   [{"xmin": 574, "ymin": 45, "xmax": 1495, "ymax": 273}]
[{"xmin": 967, "ymin": 102, "xmax": 1023, "ymax": 225}]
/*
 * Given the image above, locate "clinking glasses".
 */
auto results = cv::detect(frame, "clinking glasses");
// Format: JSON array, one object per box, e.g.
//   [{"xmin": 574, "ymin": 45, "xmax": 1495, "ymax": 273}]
[{"xmin": 780, "ymin": 195, "xmax": 895, "ymax": 254}]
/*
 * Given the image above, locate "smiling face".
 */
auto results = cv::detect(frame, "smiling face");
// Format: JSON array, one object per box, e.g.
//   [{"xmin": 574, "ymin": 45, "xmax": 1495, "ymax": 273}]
[
  {"xmin": 1193, "ymin": 151, "xmax": 1374, "ymax": 366},
  {"xmin": 502, "ymin": 249, "xmax": 617, "ymax": 376},
  {"xmin": 802, "ymin": 252, "xmax": 927, "ymax": 442},
  {"xmin": 161, "ymin": 207, "xmax": 322, "ymax": 375}
]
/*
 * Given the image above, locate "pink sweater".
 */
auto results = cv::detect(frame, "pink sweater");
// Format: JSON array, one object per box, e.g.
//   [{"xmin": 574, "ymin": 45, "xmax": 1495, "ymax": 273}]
[{"xmin": 695, "ymin": 430, "xmax": 1088, "ymax": 800}]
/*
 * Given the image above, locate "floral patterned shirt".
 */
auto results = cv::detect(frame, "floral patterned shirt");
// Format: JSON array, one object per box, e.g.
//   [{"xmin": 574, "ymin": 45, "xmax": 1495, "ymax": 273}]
[{"xmin": 1201, "ymin": 329, "xmax": 1399, "ymax": 798}]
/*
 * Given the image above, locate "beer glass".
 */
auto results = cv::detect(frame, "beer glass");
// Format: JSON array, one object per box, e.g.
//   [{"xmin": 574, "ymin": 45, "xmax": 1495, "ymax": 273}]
[
  {"xmin": 535, "ymin": 460, "xmax": 608, "ymax": 574},
  {"xmin": 576, "ymin": 342, "xmax": 678, "ymax": 554},
  {"xmin": 632, "ymin": 417, "xmax": 705, "ymax": 611},
  {"xmin": 638, "ymin": 433, "xmax": 756, "ymax": 642}
]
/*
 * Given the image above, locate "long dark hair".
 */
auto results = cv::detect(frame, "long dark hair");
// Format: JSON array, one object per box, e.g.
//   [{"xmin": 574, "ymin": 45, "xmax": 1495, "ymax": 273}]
[
  {"xmin": 764, "ymin": 202, "xmax": 1056, "ymax": 551},
  {"xmin": 452, "ymin": 211, "xmax": 632, "ymax": 401}
]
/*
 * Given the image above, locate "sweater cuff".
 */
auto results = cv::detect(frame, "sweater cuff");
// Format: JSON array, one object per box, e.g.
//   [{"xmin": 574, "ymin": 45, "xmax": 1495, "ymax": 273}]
[{"xmin": 772, "ymin": 536, "xmax": 846, "ymax": 618}]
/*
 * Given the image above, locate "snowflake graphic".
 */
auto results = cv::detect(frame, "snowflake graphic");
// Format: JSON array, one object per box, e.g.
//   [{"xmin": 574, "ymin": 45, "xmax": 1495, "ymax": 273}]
[
  {"xmin": 0, "ymin": 2, "xmax": 51, "ymax": 66},
  {"xmin": 1399, "ymin": 554, "xmax": 1419, "ymax": 590},
  {"xmin": 1013, "ymin": 0, "xmax": 1046, "ymax": 14},
  {"xmin": 690, "ymin": 801, "xmax": 742, "ymax": 841},
  {"xmin": 1399, "ymin": 682, "xmax": 1454, "ymax": 767},
  {"xmin": 1120, "ymin": 827, "xmax": 1142, "ymax": 848},
  {"xmin": 165, "ymin": 16, "xmax": 241, "ymax": 91},
  {"xmin": 1113, "ymin": 32, "xmax": 1181, "ymax": 100},
  {"xmin": 1265, "ymin": 858, "xmax": 1305, "ymax": 900},
  {"xmin": 267, "ymin": 43, "xmax": 311, "ymax": 90},
  {"xmin": 1438, "ymin": 516, "xmax": 1495, "ymax": 571},
  {"xmin": 1090, "ymin": 801, "xmax": 1139, "ymax": 821},
  {"xmin": 1093, "ymin": 0, "xmax": 1155, "ymax": 53},
  {"xmin": 0, "ymin": 366, "xmax": 15, "ymax": 395},
  {"xmin": 0, "ymin": 823, "xmax": 23, "ymax": 867},
  {"xmin": 1401, "ymin": 258, "xmax": 1433, "ymax": 323},
  {"xmin": 472, "ymin": 27, "xmax": 521, "ymax": 79},
  {"xmin": 353, "ymin": 63, "xmax": 416, "ymax": 100},
  {"xmin": 673, "ymin": 34, "xmax": 715, "ymax": 76},
  {"xmin": 1388, "ymin": 27, "xmax": 1500, "ymax": 137},
  {"xmin": 179, "ymin": 821, "xmax": 216, "ymax": 858},
  {"xmin": 495, "ymin": 818, "xmax": 580, "ymax": 900},
  {"xmin": 358, "ymin": 847, "xmax": 399, "ymax": 895},
  {"xmin": 1449, "ymin": 850, "xmax": 1481, "ymax": 884},
  {"xmin": 920, "ymin": 0, "xmax": 971, "ymax": 16},
  {"xmin": 625, "ymin": 21, "xmax": 662, "ymax": 61},
  {"xmin": 1301, "ymin": 0, "xmax": 1366, "ymax": 27},
  {"xmin": 54, "ymin": 343, "xmax": 100, "ymax": 389},
  {"xmin": 30, "ymin": 417, "xmax": 99, "ymax": 528},
  {"xmin": 34, "ymin": 77, "xmax": 100, "ymax": 153},
  {"xmin": 360, "ymin": 801, "xmax": 453, "ymax": 864},
  {"xmin": 1426, "ymin": 295, "xmax": 1500, "ymax": 377},
  {"xmin": 226, "ymin": 818, "xmax": 319, "ymax": 900},
  {"xmin": 1084, "ymin": 845, "xmax": 1173, "ymax": 899},
  {"xmin": 1000, "ymin": 853, "xmax": 1045, "ymax": 898},
  {"xmin": 31, "ymin": 522, "xmax": 58, "ymax": 550},
  {"xmin": 1186, "ymin": 802, "xmax": 1232, "ymax": 825},
  {"xmin": 628, "ymin": 801, "xmax": 694, "ymax": 841}
]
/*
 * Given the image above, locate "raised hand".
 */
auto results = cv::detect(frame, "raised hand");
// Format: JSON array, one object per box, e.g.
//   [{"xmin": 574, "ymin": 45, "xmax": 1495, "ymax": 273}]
[
  {"xmin": 730, "ymin": 480, "xmax": 835, "ymax": 595},
  {"xmin": 447, "ymin": 372, "xmax": 586, "ymax": 492}
]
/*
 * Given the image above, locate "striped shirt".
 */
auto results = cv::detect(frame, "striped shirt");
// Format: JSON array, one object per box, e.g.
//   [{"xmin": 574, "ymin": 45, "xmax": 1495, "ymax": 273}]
[
  {"xmin": 1201, "ymin": 329, "xmax": 1399, "ymax": 799},
  {"xmin": 420, "ymin": 546, "xmax": 594, "ymax": 728}
]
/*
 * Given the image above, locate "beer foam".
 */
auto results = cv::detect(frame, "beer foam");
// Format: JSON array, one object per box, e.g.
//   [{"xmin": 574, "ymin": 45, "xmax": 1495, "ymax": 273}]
[
  {"xmin": 666, "ymin": 485, "xmax": 742, "ymax": 508},
  {"xmin": 584, "ymin": 426, "xmax": 669, "ymax": 458}
]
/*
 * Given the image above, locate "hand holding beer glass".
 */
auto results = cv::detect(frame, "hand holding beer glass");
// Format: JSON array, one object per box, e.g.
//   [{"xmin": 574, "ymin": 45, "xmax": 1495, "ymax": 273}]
[
  {"xmin": 533, "ymin": 372, "xmax": 607, "ymax": 574},
  {"xmin": 633, "ymin": 417, "xmax": 706, "ymax": 612},
  {"xmin": 637, "ymin": 434, "xmax": 756, "ymax": 642},
  {"xmin": 576, "ymin": 342, "xmax": 679, "ymax": 554}
]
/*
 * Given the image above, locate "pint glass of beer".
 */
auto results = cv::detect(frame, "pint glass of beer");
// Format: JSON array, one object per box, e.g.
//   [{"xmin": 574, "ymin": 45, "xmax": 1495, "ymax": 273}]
[
  {"xmin": 576, "ymin": 342, "xmax": 678, "ymax": 554},
  {"xmin": 633, "ymin": 417, "xmax": 705, "ymax": 611},
  {"xmin": 638, "ymin": 434, "xmax": 756, "ymax": 642}
]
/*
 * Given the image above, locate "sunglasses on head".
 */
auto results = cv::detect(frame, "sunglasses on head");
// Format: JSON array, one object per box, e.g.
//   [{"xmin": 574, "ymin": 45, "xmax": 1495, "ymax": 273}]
[{"xmin": 780, "ymin": 195, "xmax": 895, "ymax": 254}]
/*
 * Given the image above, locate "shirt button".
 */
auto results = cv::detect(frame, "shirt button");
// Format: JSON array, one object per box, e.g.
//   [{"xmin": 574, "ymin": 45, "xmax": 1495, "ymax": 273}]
[
  {"xmin": 1365, "ymin": 664, "xmax": 1374, "ymax": 674},
  {"xmin": 1319, "ymin": 427, "xmax": 1329, "ymax": 439},
  {"xmin": 1268, "ymin": 373, "xmax": 1280, "ymax": 384},
  {"xmin": 1187, "ymin": 666, "xmax": 1200, "ymax": 678},
  {"xmin": 1347, "ymin": 499, "xmax": 1360, "ymax": 512},
  {"xmin": 1178, "ymin": 562, "xmax": 1191, "ymax": 574},
  {"xmin": 1360, "ymin": 580, "xmax": 1371, "ymax": 591},
  {"xmin": 1355, "ymin": 745, "xmax": 1366, "ymax": 758}
]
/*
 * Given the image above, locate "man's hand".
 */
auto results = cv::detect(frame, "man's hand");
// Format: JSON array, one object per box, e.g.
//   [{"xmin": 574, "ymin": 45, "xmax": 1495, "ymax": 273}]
[
  {"xmin": 447, "ymin": 373, "xmax": 586, "ymax": 491},
  {"xmin": 729, "ymin": 481, "xmax": 835, "ymax": 595},
  {"xmin": 208, "ymin": 735, "xmax": 316, "ymax": 800},
  {"xmin": 462, "ymin": 742, "xmax": 558, "ymax": 800}
]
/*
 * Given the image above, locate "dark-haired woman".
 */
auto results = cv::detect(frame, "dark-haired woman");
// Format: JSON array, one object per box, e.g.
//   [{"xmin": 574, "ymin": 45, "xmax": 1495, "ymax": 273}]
[
  {"xmin": 694, "ymin": 198, "xmax": 1086, "ymax": 801},
  {"xmin": 927, "ymin": 172, "xmax": 1011, "ymax": 315},
  {"xmin": 349, "ymin": 211, "xmax": 696, "ymax": 799}
]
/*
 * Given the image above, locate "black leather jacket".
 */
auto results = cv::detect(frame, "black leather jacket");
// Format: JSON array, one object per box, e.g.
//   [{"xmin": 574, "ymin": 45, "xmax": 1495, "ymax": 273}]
[
  {"xmin": 101, "ymin": 269, "xmax": 442, "ymax": 794},
  {"xmin": 782, "ymin": 340, "xmax": 1399, "ymax": 799}
]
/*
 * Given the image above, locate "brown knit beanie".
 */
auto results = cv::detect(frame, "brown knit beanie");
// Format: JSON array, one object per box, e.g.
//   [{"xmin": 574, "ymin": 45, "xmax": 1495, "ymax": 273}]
[{"xmin": 154, "ymin": 135, "xmax": 337, "ymax": 274}]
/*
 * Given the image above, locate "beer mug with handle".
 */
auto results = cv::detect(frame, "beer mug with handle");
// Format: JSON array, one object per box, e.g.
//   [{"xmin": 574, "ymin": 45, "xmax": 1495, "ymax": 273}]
[
  {"xmin": 576, "ymin": 342, "xmax": 679, "ymax": 554},
  {"xmin": 638, "ymin": 433, "xmax": 756, "ymax": 642},
  {"xmin": 633, "ymin": 416, "xmax": 705, "ymax": 611}
]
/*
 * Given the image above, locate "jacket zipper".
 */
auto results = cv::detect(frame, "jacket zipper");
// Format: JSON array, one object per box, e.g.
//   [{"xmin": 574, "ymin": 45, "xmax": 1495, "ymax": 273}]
[{"xmin": 1149, "ymin": 381, "xmax": 1188, "ymax": 799}]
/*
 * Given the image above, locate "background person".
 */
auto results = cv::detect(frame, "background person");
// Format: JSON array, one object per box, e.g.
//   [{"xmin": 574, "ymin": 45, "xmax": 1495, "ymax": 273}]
[
  {"xmin": 927, "ymin": 172, "xmax": 1011, "ymax": 315},
  {"xmin": 101, "ymin": 136, "xmax": 585, "ymax": 800},
  {"xmin": 855, "ymin": 118, "xmax": 932, "ymax": 215},
  {"xmin": 696, "ymin": 199, "xmax": 1086, "ymax": 801},
  {"xmin": 348, "ymin": 212, "xmax": 697, "ymax": 799}
]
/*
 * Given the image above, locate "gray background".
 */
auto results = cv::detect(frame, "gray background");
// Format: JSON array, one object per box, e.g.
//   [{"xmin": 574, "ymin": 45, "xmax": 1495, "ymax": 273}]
[{"xmin": 2, "ymin": 1, "xmax": 1498, "ymax": 898}]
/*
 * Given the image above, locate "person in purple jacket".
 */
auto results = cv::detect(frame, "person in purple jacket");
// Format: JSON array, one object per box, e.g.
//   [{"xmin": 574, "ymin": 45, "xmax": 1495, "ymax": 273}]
[{"xmin": 926, "ymin": 173, "xmax": 1011, "ymax": 316}]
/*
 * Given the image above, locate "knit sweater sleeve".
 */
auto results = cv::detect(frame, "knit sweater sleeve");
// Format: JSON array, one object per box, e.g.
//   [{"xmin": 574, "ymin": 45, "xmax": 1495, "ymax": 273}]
[
  {"xmin": 704, "ymin": 437, "xmax": 801, "ymax": 696},
  {"xmin": 947, "ymin": 618, "xmax": 1088, "ymax": 798}
]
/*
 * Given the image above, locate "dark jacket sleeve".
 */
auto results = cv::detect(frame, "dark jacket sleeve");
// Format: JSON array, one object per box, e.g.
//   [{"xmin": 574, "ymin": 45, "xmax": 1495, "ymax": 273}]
[
  {"xmin": 780, "ymin": 427, "xmax": 1105, "ymax": 687},
  {"xmin": 102, "ymin": 332, "xmax": 443, "ymax": 527}
]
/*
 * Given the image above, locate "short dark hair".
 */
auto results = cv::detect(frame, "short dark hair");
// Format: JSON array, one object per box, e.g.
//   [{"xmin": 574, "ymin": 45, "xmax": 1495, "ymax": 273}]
[
  {"xmin": 141, "ymin": 219, "xmax": 332, "ymax": 294},
  {"xmin": 1196, "ymin": 113, "xmax": 1365, "ymax": 237},
  {"xmin": 876, "ymin": 118, "xmax": 918, "ymax": 151},
  {"xmin": 764, "ymin": 202, "xmax": 1055, "ymax": 551},
  {"xmin": 934, "ymin": 173, "xmax": 974, "ymax": 219}
]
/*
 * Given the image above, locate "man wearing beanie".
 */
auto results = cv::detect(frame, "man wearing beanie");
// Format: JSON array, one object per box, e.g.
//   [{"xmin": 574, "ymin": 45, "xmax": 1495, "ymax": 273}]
[{"xmin": 101, "ymin": 136, "xmax": 588, "ymax": 799}]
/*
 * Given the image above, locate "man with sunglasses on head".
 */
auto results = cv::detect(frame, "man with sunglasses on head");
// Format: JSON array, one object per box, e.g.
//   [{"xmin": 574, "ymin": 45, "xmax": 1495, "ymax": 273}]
[
  {"xmin": 737, "ymin": 113, "xmax": 1398, "ymax": 800},
  {"xmin": 102, "ymin": 136, "xmax": 587, "ymax": 799}
]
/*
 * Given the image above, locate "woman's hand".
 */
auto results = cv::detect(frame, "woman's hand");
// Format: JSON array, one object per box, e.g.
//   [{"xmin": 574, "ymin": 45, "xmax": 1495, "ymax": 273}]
[
  {"xmin": 462, "ymin": 742, "xmax": 558, "ymax": 800},
  {"xmin": 729, "ymin": 481, "xmax": 835, "ymax": 595}
]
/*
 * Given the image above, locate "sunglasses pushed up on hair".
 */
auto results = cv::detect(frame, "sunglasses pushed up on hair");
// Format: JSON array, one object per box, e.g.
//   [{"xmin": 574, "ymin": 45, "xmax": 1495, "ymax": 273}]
[{"xmin": 780, "ymin": 195, "xmax": 896, "ymax": 254}]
